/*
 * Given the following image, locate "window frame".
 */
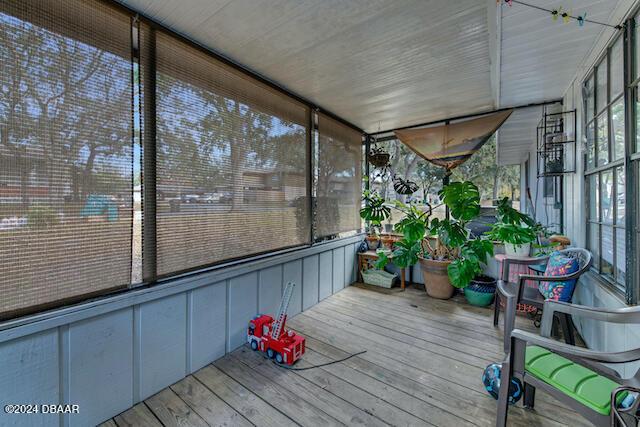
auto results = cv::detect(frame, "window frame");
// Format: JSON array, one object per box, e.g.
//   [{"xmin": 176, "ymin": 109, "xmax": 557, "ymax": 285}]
[
  {"xmin": 583, "ymin": 30, "xmax": 635, "ymax": 301},
  {"xmin": 0, "ymin": 1, "xmax": 365, "ymax": 321}
]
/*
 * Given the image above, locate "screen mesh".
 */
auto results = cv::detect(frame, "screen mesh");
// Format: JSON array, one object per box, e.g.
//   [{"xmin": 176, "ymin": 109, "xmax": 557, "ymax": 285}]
[
  {"xmin": 316, "ymin": 113, "xmax": 362, "ymax": 238},
  {"xmin": 0, "ymin": 0, "xmax": 133, "ymax": 317},
  {"xmin": 155, "ymin": 33, "xmax": 310, "ymax": 276}
]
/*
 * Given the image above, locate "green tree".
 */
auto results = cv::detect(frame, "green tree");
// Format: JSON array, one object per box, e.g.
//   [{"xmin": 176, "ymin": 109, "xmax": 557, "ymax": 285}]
[
  {"xmin": 1, "ymin": 15, "xmax": 132, "ymax": 207},
  {"xmin": 415, "ymin": 161, "xmax": 446, "ymax": 203}
]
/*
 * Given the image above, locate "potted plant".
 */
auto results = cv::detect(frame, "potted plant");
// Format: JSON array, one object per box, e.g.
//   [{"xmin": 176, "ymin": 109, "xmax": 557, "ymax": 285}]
[
  {"xmin": 464, "ymin": 274, "xmax": 497, "ymax": 307},
  {"xmin": 487, "ymin": 197, "xmax": 537, "ymax": 257},
  {"xmin": 487, "ymin": 223, "xmax": 536, "ymax": 256},
  {"xmin": 377, "ymin": 181, "xmax": 493, "ymax": 299},
  {"xmin": 545, "ymin": 157, "xmax": 564, "ymax": 174},
  {"xmin": 365, "ymin": 234, "xmax": 380, "ymax": 251},
  {"xmin": 380, "ymin": 234, "xmax": 395, "ymax": 250},
  {"xmin": 360, "ymin": 190, "xmax": 390, "ymax": 251},
  {"xmin": 421, "ymin": 182, "xmax": 493, "ymax": 298}
]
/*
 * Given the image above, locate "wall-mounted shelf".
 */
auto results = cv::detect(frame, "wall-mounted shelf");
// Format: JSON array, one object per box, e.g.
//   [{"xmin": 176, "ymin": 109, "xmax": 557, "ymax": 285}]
[{"xmin": 536, "ymin": 109, "xmax": 577, "ymax": 178}]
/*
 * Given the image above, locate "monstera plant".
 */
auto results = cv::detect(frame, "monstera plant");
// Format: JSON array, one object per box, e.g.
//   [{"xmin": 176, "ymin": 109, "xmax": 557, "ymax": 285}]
[
  {"xmin": 360, "ymin": 189, "xmax": 391, "ymax": 249},
  {"xmin": 377, "ymin": 181, "xmax": 493, "ymax": 299},
  {"xmin": 487, "ymin": 197, "xmax": 537, "ymax": 256}
]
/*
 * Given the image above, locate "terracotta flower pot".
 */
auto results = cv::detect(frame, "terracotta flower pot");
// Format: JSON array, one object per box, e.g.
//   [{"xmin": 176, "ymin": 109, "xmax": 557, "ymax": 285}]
[
  {"xmin": 380, "ymin": 236, "xmax": 394, "ymax": 250},
  {"xmin": 419, "ymin": 257, "xmax": 455, "ymax": 299}
]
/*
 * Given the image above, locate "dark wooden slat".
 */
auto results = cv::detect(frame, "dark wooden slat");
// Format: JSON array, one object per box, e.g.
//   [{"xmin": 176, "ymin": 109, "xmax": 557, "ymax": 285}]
[
  {"xmin": 310, "ymin": 302, "xmax": 500, "ymax": 366},
  {"xmin": 300, "ymin": 329, "xmax": 567, "ymax": 427},
  {"xmin": 300, "ymin": 308, "xmax": 489, "ymax": 381},
  {"xmin": 320, "ymin": 296, "xmax": 503, "ymax": 358},
  {"xmin": 231, "ymin": 347, "xmax": 400, "ymax": 427},
  {"xmin": 336, "ymin": 287, "xmax": 581, "ymax": 411},
  {"xmin": 302, "ymin": 336, "xmax": 502, "ymax": 427},
  {"xmin": 145, "ymin": 388, "xmax": 209, "ymax": 427},
  {"xmin": 113, "ymin": 403, "xmax": 163, "ymax": 427},
  {"xmin": 300, "ymin": 347, "xmax": 478, "ymax": 426},
  {"xmin": 214, "ymin": 354, "xmax": 343, "ymax": 427},
  {"xmin": 170, "ymin": 375, "xmax": 252, "ymax": 427},
  {"xmin": 288, "ymin": 311, "xmax": 587, "ymax": 427},
  {"xmin": 336, "ymin": 287, "xmax": 536, "ymax": 341},
  {"xmin": 194, "ymin": 364, "xmax": 298, "ymax": 427},
  {"xmin": 354, "ymin": 285, "xmax": 537, "ymax": 332}
]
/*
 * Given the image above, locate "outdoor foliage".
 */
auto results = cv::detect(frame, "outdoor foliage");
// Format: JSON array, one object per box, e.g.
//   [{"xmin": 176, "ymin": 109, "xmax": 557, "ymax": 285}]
[{"xmin": 368, "ymin": 137, "xmax": 521, "ymax": 225}]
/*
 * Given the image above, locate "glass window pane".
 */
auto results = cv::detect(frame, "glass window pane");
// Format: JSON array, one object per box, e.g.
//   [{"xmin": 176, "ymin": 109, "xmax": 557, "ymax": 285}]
[
  {"xmin": 610, "ymin": 37, "xmax": 624, "ymax": 98},
  {"xmin": 601, "ymin": 225, "xmax": 614, "ymax": 278},
  {"xmin": 601, "ymin": 170, "xmax": 614, "ymax": 224},
  {"xmin": 596, "ymin": 59, "xmax": 607, "ymax": 113},
  {"xmin": 588, "ymin": 223, "xmax": 600, "ymax": 270},
  {"xmin": 316, "ymin": 113, "xmax": 363, "ymax": 238},
  {"xmin": 596, "ymin": 113, "xmax": 609, "ymax": 166},
  {"xmin": 0, "ymin": 0, "xmax": 134, "ymax": 317},
  {"xmin": 586, "ymin": 121, "xmax": 595, "ymax": 169},
  {"xmin": 589, "ymin": 174, "xmax": 599, "ymax": 221},
  {"xmin": 155, "ymin": 33, "xmax": 311, "ymax": 275},
  {"xmin": 616, "ymin": 167, "xmax": 625, "ymax": 224},
  {"xmin": 636, "ymin": 90, "xmax": 640, "ymax": 154},
  {"xmin": 616, "ymin": 228, "xmax": 626, "ymax": 286},
  {"xmin": 585, "ymin": 76, "xmax": 595, "ymax": 124},
  {"xmin": 611, "ymin": 98, "xmax": 625, "ymax": 160},
  {"xmin": 636, "ymin": 14, "xmax": 640, "ymax": 79}
]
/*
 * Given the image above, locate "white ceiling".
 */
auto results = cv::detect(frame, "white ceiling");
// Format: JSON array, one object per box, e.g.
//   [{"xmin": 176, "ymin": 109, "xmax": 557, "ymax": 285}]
[
  {"xmin": 496, "ymin": 0, "xmax": 629, "ymax": 164},
  {"xmin": 498, "ymin": 0, "xmax": 617, "ymax": 108},
  {"xmin": 118, "ymin": 0, "xmax": 628, "ymax": 150},
  {"xmin": 120, "ymin": 0, "xmax": 494, "ymax": 132},
  {"xmin": 496, "ymin": 105, "xmax": 543, "ymax": 166}
]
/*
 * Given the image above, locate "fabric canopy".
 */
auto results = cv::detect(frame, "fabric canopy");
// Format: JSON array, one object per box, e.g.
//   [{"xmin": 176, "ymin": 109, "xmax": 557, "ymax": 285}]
[{"xmin": 394, "ymin": 110, "xmax": 513, "ymax": 170}]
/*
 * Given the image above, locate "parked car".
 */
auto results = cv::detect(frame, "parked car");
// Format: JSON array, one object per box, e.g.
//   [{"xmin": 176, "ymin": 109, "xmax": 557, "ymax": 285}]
[
  {"xmin": 181, "ymin": 194, "xmax": 200, "ymax": 204},
  {"xmin": 202, "ymin": 193, "xmax": 221, "ymax": 204},
  {"xmin": 219, "ymin": 192, "xmax": 232, "ymax": 203}
]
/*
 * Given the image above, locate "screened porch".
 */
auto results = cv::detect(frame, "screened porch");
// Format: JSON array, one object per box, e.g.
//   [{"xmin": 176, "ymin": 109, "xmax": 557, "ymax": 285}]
[{"xmin": 2, "ymin": 1, "xmax": 640, "ymax": 427}]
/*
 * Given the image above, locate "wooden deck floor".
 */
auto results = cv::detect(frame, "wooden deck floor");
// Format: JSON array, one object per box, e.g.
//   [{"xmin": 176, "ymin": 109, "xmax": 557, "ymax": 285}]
[{"xmin": 102, "ymin": 284, "xmax": 587, "ymax": 427}]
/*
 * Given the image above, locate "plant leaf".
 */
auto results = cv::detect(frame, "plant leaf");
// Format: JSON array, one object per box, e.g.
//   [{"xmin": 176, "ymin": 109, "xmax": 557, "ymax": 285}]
[{"xmin": 439, "ymin": 181, "xmax": 480, "ymax": 222}]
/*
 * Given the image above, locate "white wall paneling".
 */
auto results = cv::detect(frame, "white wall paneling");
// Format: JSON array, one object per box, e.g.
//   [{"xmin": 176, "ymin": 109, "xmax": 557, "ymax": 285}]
[{"xmin": 0, "ymin": 235, "xmax": 362, "ymax": 426}]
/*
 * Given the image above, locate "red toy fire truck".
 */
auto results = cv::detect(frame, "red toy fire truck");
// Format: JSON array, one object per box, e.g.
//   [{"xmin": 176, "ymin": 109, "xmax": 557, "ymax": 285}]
[{"xmin": 247, "ymin": 282, "xmax": 305, "ymax": 365}]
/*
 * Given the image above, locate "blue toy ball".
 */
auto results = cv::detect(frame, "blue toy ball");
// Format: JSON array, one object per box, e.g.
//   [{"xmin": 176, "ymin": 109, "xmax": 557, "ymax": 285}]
[{"xmin": 482, "ymin": 363, "xmax": 523, "ymax": 405}]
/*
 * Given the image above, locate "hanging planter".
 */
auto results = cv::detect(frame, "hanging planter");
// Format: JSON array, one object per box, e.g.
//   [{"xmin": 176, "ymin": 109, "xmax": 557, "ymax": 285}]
[
  {"xmin": 368, "ymin": 146, "xmax": 390, "ymax": 168},
  {"xmin": 545, "ymin": 158, "xmax": 564, "ymax": 174}
]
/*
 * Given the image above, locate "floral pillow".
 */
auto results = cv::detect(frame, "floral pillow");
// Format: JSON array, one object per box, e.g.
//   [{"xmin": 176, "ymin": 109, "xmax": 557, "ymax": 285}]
[{"xmin": 538, "ymin": 251, "xmax": 579, "ymax": 302}]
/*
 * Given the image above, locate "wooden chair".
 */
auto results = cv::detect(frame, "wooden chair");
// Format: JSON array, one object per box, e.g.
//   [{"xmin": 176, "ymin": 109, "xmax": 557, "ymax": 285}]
[
  {"xmin": 497, "ymin": 301, "xmax": 640, "ymax": 427},
  {"xmin": 493, "ymin": 248, "xmax": 592, "ymax": 353}
]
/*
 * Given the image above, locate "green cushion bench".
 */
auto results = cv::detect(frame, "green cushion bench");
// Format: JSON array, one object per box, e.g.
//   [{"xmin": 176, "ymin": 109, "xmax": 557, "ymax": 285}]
[{"xmin": 525, "ymin": 346, "xmax": 626, "ymax": 416}]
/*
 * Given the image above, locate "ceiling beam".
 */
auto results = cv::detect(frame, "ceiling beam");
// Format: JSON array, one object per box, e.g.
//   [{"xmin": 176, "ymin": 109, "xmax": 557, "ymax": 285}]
[{"xmin": 368, "ymin": 99, "xmax": 562, "ymax": 137}]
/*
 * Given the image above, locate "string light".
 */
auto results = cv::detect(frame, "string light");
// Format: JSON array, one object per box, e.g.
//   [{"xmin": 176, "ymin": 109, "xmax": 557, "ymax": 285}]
[
  {"xmin": 577, "ymin": 13, "xmax": 586, "ymax": 27},
  {"xmin": 498, "ymin": 0, "xmax": 623, "ymax": 30}
]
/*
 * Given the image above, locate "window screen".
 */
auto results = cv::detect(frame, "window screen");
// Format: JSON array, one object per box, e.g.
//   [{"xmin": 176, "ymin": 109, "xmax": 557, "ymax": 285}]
[
  {"xmin": 315, "ymin": 113, "xmax": 362, "ymax": 238},
  {"xmin": 0, "ymin": 0, "xmax": 133, "ymax": 317},
  {"xmin": 154, "ymin": 33, "xmax": 310, "ymax": 276}
]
